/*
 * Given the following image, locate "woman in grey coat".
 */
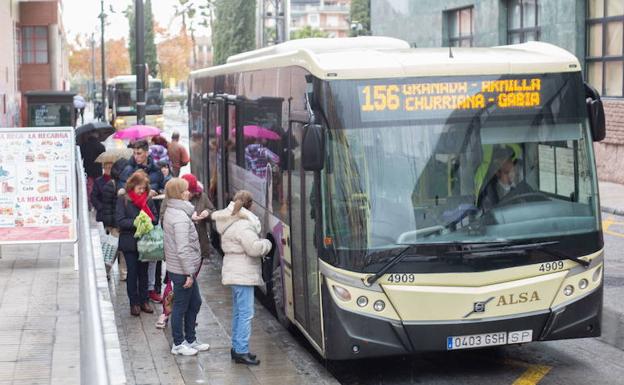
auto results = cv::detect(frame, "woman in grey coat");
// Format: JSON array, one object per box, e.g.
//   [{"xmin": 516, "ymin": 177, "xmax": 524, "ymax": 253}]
[{"xmin": 161, "ymin": 178, "xmax": 210, "ymax": 356}]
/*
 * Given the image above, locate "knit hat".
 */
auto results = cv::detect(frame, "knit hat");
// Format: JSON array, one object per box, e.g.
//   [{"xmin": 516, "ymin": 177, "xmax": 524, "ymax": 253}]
[{"xmin": 181, "ymin": 173, "xmax": 201, "ymax": 194}]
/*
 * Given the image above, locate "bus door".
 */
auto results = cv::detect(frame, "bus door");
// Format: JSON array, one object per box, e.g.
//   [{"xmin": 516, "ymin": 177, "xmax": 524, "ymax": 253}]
[
  {"xmin": 199, "ymin": 98, "xmax": 210, "ymax": 188},
  {"xmin": 207, "ymin": 97, "xmax": 228, "ymax": 209},
  {"xmin": 289, "ymin": 122, "xmax": 323, "ymax": 348}
]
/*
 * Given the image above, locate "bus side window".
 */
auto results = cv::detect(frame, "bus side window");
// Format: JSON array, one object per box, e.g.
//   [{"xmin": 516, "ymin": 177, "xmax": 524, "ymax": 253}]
[{"xmin": 237, "ymin": 97, "xmax": 287, "ymax": 219}]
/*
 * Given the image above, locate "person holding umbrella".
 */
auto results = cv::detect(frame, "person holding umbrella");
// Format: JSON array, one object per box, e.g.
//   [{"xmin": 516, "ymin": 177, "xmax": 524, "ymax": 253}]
[
  {"xmin": 73, "ymin": 95, "xmax": 86, "ymax": 126},
  {"xmin": 119, "ymin": 139, "xmax": 165, "ymax": 194},
  {"xmin": 79, "ymin": 132, "xmax": 105, "ymax": 208}
]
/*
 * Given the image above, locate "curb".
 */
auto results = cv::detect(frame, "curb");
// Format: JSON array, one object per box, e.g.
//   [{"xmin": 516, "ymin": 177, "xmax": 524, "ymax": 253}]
[
  {"xmin": 601, "ymin": 205, "xmax": 624, "ymax": 216},
  {"xmin": 600, "ymin": 306, "xmax": 624, "ymax": 351}
]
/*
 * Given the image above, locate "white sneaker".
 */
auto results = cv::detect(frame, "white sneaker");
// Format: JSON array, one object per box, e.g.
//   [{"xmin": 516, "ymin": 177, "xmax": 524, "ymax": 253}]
[
  {"xmin": 171, "ymin": 343, "xmax": 198, "ymax": 356},
  {"xmin": 184, "ymin": 339, "xmax": 210, "ymax": 352}
]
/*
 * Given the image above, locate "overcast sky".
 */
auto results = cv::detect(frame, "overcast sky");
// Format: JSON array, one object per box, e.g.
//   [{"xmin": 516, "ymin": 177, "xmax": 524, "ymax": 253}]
[{"xmin": 62, "ymin": 0, "xmax": 209, "ymax": 44}]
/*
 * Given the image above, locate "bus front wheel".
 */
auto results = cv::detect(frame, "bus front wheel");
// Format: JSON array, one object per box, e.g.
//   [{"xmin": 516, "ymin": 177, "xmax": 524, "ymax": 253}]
[{"xmin": 272, "ymin": 263, "xmax": 292, "ymax": 328}]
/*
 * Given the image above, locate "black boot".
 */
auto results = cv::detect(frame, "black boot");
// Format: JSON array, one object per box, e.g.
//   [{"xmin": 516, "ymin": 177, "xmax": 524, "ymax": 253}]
[
  {"xmin": 231, "ymin": 348, "xmax": 256, "ymax": 360},
  {"xmin": 232, "ymin": 351, "xmax": 260, "ymax": 365}
]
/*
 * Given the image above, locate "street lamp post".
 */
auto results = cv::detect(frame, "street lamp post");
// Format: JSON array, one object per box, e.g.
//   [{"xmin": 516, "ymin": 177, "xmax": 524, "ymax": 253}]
[
  {"xmin": 90, "ymin": 33, "xmax": 96, "ymax": 101},
  {"xmin": 135, "ymin": 0, "xmax": 146, "ymax": 125},
  {"xmin": 100, "ymin": 0, "xmax": 106, "ymax": 120}
]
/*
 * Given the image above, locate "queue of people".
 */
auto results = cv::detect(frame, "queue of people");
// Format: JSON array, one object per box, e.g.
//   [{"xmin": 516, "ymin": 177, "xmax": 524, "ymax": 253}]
[{"xmin": 88, "ymin": 135, "xmax": 271, "ymax": 364}]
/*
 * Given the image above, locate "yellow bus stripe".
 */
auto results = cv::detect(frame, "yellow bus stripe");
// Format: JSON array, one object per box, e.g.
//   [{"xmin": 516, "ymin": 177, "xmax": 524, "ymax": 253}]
[{"xmin": 511, "ymin": 364, "xmax": 552, "ymax": 385}]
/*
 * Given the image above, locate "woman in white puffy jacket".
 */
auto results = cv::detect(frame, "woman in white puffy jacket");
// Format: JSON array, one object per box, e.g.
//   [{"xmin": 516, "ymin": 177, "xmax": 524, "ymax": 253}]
[{"xmin": 212, "ymin": 190, "xmax": 272, "ymax": 366}]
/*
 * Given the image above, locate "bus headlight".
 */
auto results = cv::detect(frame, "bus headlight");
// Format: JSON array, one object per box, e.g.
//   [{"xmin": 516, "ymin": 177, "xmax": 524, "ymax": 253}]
[
  {"xmin": 115, "ymin": 118, "xmax": 125, "ymax": 126},
  {"xmin": 156, "ymin": 117, "xmax": 164, "ymax": 124},
  {"xmin": 356, "ymin": 296, "xmax": 368, "ymax": 307},
  {"xmin": 332, "ymin": 285, "xmax": 351, "ymax": 302},
  {"xmin": 563, "ymin": 285, "xmax": 574, "ymax": 296},
  {"xmin": 373, "ymin": 300, "xmax": 385, "ymax": 312},
  {"xmin": 579, "ymin": 279, "xmax": 589, "ymax": 290}
]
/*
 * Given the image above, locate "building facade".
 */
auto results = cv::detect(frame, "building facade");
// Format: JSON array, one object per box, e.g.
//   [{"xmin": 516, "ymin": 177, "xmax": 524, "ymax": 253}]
[
  {"xmin": 0, "ymin": 1, "xmax": 22, "ymax": 127},
  {"xmin": 194, "ymin": 36, "xmax": 213, "ymax": 69},
  {"xmin": 371, "ymin": 0, "xmax": 624, "ymax": 183},
  {"xmin": 18, "ymin": 0, "xmax": 70, "ymax": 125},
  {"xmin": 0, "ymin": 0, "xmax": 70, "ymax": 127},
  {"xmin": 291, "ymin": 0, "xmax": 351, "ymax": 38}
]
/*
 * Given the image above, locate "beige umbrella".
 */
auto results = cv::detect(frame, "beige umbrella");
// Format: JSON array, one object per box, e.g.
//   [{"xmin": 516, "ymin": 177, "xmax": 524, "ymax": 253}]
[{"xmin": 95, "ymin": 148, "xmax": 133, "ymax": 163}]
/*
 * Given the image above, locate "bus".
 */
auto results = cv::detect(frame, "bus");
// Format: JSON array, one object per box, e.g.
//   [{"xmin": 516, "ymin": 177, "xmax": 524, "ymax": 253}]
[
  {"xmin": 107, "ymin": 75, "xmax": 164, "ymax": 130},
  {"xmin": 188, "ymin": 37, "xmax": 606, "ymax": 360}
]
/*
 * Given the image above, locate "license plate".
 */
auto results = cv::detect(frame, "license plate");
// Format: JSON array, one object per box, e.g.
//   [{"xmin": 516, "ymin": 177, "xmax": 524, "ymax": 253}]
[{"xmin": 446, "ymin": 330, "xmax": 533, "ymax": 350}]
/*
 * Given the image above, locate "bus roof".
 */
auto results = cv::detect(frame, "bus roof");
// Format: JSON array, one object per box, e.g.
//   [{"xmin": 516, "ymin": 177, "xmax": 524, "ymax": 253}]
[{"xmin": 190, "ymin": 37, "xmax": 581, "ymax": 81}]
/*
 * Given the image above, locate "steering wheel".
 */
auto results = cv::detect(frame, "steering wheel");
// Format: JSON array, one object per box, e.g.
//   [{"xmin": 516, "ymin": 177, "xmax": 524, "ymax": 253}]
[{"xmin": 498, "ymin": 192, "xmax": 551, "ymax": 206}]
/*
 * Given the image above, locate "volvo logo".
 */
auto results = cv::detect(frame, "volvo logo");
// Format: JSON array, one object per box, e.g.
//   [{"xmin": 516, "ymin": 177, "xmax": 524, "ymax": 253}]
[{"xmin": 464, "ymin": 297, "xmax": 495, "ymax": 318}]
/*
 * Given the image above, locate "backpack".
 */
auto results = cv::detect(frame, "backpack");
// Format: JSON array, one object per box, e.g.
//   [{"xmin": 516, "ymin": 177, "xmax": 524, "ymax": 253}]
[{"xmin": 180, "ymin": 146, "xmax": 190, "ymax": 167}]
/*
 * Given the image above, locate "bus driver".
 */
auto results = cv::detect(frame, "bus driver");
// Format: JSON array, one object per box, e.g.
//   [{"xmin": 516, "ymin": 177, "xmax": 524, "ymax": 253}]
[{"xmin": 478, "ymin": 146, "xmax": 521, "ymax": 210}]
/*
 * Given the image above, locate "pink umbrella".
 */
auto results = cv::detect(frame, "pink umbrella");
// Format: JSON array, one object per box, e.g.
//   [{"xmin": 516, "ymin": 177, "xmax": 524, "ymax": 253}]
[
  {"xmin": 215, "ymin": 125, "xmax": 281, "ymax": 141},
  {"xmin": 113, "ymin": 125, "xmax": 161, "ymax": 140},
  {"xmin": 242, "ymin": 125, "xmax": 281, "ymax": 140}
]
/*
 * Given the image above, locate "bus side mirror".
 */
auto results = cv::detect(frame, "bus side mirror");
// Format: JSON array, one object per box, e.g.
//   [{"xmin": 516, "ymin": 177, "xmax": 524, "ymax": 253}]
[
  {"xmin": 585, "ymin": 83, "xmax": 606, "ymax": 142},
  {"xmin": 302, "ymin": 124, "xmax": 324, "ymax": 171}
]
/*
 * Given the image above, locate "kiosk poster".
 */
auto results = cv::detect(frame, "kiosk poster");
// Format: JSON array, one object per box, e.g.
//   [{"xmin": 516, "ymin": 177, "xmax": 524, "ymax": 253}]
[{"xmin": 0, "ymin": 127, "xmax": 77, "ymax": 243}]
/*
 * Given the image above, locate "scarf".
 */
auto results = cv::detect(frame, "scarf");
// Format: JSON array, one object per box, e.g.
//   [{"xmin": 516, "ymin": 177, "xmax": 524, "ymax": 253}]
[
  {"xmin": 128, "ymin": 190, "xmax": 154, "ymax": 220},
  {"xmin": 102, "ymin": 175, "xmax": 111, "ymax": 183}
]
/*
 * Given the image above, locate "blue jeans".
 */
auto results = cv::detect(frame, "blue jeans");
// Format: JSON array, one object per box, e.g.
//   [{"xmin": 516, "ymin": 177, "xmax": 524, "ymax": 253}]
[
  {"xmin": 231, "ymin": 285, "xmax": 255, "ymax": 354},
  {"xmin": 169, "ymin": 272, "xmax": 202, "ymax": 346},
  {"xmin": 124, "ymin": 251, "xmax": 148, "ymax": 306}
]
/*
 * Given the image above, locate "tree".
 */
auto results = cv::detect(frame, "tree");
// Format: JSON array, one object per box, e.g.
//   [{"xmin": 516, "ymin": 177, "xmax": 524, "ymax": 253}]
[
  {"xmin": 212, "ymin": 0, "xmax": 256, "ymax": 65},
  {"xmin": 144, "ymin": 0, "xmax": 158, "ymax": 77},
  {"xmin": 157, "ymin": 25, "xmax": 193, "ymax": 88},
  {"xmin": 349, "ymin": 0, "xmax": 371, "ymax": 36},
  {"xmin": 174, "ymin": 0, "xmax": 216, "ymax": 69},
  {"xmin": 126, "ymin": 1, "xmax": 157, "ymax": 77},
  {"xmin": 126, "ymin": 5, "xmax": 136, "ymax": 74},
  {"xmin": 69, "ymin": 38, "xmax": 130, "ymax": 79},
  {"xmin": 106, "ymin": 39, "xmax": 132, "ymax": 77},
  {"xmin": 290, "ymin": 26, "xmax": 328, "ymax": 40}
]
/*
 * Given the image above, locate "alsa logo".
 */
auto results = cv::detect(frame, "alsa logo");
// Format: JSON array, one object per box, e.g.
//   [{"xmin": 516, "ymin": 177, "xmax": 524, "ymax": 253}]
[{"xmin": 496, "ymin": 291, "xmax": 541, "ymax": 306}]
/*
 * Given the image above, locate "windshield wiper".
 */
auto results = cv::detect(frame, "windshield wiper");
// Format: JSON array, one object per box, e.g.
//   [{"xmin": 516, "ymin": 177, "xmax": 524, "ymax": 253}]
[
  {"xmin": 364, "ymin": 240, "xmax": 513, "ymax": 286},
  {"xmin": 364, "ymin": 245, "xmax": 415, "ymax": 286},
  {"xmin": 446, "ymin": 240, "xmax": 590, "ymax": 267}
]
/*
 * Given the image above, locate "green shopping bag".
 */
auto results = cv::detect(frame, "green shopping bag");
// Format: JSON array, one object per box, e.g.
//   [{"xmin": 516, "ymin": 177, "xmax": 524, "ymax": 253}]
[{"xmin": 137, "ymin": 225, "xmax": 165, "ymax": 262}]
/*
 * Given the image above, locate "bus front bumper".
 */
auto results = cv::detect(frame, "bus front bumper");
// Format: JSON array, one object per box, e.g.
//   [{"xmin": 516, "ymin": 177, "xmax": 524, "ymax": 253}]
[{"xmin": 322, "ymin": 284, "xmax": 602, "ymax": 360}]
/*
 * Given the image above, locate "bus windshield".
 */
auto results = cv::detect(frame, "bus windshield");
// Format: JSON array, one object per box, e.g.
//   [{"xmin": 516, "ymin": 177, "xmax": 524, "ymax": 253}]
[
  {"xmin": 115, "ymin": 81, "xmax": 163, "ymax": 115},
  {"xmin": 321, "ymin": 72, "xmax": 600, "ymax": 254}
]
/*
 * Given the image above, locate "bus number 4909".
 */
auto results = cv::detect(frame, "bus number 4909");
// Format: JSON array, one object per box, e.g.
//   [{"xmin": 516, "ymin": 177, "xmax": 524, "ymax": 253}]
[
  {"xmin": 539, "ymin": 261, "xmax": 565, "ymax": 272},
  {"xmin": 387, "ymin": 274, "xmax": 415, "ymax": 283}
]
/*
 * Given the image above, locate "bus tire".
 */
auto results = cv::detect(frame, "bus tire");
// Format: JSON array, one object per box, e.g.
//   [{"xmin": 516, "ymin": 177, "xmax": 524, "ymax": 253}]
[{"xmin": 272, "ymin": 263, "xmax": 291, "ymax": 328}]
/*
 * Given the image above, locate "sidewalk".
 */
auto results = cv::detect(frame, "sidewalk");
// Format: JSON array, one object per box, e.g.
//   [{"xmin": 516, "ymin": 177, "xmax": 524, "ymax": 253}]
[
  {"xmin": 0, "ymin": 243, "xmax": 80, "ymax": 384},
  {"xmin": 599, "ymin": 181, "xmax": 624, "ymax": 215},
  {"xmin": 598, "ymin": 181, "xmax": 624, "ymax": 351},
  {"xmin": 110, "ymin": 257, "xmax": 339, "ymax": 385}
]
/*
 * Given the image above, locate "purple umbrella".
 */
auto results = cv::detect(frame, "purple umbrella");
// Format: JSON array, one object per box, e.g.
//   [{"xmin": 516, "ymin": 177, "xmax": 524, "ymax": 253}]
[{"xmin": 113, "ymin": 125, "xmax": 161, "ymax": 140}]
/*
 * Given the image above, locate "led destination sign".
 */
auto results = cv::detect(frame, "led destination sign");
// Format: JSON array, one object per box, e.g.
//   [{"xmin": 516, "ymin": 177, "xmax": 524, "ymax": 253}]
[{"xmin": 356, "ymin": 77, "xmax": 546, "ymax": 122}]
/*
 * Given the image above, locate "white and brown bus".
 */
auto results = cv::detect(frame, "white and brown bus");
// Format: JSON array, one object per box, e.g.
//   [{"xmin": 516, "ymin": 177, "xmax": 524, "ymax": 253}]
[
  {"xmin": 107, "ymin": 75, "xmax": 164, "ymax": 130},
  {"xmin": 188, "ymin": 37, "xmax": 606, "ymax": 359}
]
